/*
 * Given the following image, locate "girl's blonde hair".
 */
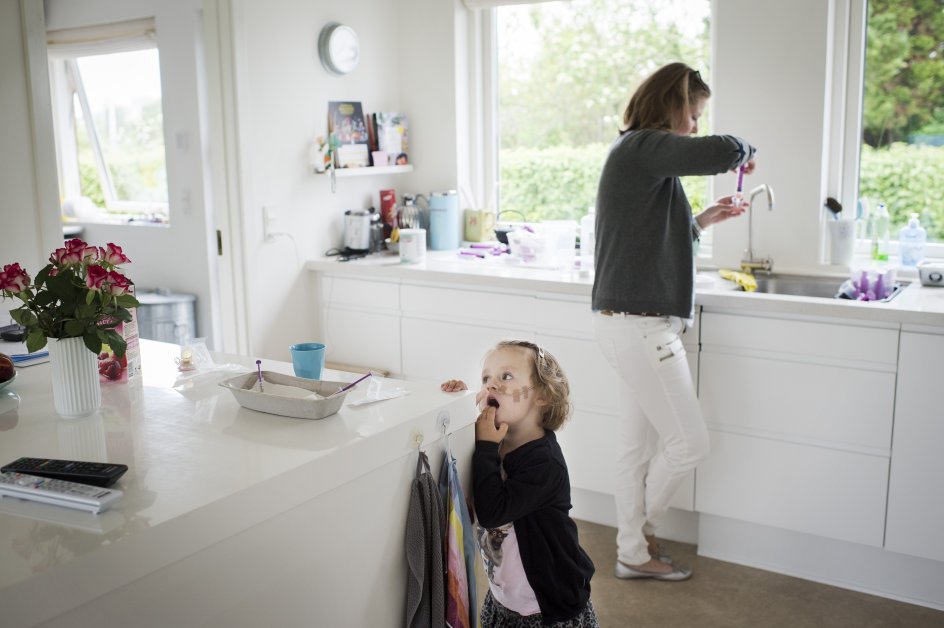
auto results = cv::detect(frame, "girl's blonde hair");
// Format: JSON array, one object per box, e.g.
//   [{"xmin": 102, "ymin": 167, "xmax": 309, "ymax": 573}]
[
  {"xmin": 621, "ymin": 62, "xmax": 710, "ymax": 133},
  {"xmin": 494, "ymin": 340, "xmax": 571, "ymax": 431}
]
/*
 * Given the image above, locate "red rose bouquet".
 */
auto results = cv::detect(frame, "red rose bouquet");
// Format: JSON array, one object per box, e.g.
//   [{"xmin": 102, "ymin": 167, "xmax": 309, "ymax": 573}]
[{"xmin": 0, "ymin": 239, "xmax": 140, "ymax": 357}]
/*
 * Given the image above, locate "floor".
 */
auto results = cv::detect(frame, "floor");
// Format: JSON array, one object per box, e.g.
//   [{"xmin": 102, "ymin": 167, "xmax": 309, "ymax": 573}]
[{"xmin": 474, "ymin": 519, "xmax": 944, "ymax": 627}]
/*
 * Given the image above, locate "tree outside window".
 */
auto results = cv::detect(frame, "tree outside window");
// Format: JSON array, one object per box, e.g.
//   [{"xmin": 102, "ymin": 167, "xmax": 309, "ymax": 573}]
[
  {"xmin": 859, "ymin": 0, "xmax": 944, "ymax": 241},
  {"xmin": 496, "ymin": 0, "xmax": 711, "ymax": 223}
]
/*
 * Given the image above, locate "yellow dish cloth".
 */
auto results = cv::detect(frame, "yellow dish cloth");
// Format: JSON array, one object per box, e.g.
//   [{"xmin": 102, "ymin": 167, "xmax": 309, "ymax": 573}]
[{"xmin": 718, "ymin": 269, "xmax": 758, "ymax": 292}]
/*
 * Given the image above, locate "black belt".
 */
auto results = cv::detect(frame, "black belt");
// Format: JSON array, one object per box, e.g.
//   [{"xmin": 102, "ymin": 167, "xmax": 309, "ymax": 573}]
[{"xmin": 600, "ymin": 310, "xmax": 663, "ymax": 317}]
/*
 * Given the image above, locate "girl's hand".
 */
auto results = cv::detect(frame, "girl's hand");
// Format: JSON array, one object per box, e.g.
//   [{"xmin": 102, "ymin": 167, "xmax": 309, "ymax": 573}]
[
  {"xmin": 476, "ymin": 406, "xmax": 508, "ymax": 443},
  {"xmin": 696, "ymin": 195, "xmax": 748, "ymax": 229},
  {"xmin": 441, "ymin": 379, "xmax": 468, "ymax": 392}
]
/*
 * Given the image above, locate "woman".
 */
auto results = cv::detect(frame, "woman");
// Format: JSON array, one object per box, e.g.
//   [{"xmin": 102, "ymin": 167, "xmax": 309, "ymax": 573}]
[{"xmin": 592, "ymin": 62, "xmax": 756, "ymax": 580}]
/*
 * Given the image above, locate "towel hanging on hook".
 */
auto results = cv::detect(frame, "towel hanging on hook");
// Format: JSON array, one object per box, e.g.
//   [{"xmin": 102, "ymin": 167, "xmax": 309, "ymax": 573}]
[
  {"xmin": 405, "ymin": 449, "xmax": 445, "ymax": 626},
  {"xmin": 438, "ymin": 410, "xmax": 477, "ymax": 628}
]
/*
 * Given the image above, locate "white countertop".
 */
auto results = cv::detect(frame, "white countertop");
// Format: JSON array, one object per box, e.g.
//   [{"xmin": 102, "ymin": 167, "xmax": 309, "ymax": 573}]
[
  {"xmin": 0, "ymin": 339, "xmax": 475, "ymax": 625},
  {"xmin": 307, "ymin": 251, "xmax": 944, "ymax": 328}
]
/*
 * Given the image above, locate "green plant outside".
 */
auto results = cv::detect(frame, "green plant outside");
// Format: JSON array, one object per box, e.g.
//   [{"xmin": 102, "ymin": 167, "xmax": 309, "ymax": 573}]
[
  {"xmin": 859, "ymin": 143, "xmax": 944, "ymax": 239},
  {"xmin": 499, "ymin": 143, "xmax": 707, "ymax": 222},
  {"xmin": 501, "ymin": 143, "xmax": 943, "ymax": 240}
]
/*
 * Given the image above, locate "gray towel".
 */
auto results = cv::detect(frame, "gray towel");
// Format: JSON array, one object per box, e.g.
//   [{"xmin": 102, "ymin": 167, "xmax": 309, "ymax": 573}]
[{"xmin": 405, "ymin": 451, "xmax": 446, "ymax": 627}]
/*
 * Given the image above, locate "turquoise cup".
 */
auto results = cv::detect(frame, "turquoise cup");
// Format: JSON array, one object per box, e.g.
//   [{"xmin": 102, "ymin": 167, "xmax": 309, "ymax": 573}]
[{"xmin": 289, "ymin": 342, "xmax": 326, "ymax": 379}]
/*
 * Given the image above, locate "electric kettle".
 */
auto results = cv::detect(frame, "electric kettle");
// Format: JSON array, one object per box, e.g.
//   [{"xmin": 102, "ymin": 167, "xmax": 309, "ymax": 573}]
[{"xmin": 344, "ymin": 209, "xmax": 371, "ymax": 253}]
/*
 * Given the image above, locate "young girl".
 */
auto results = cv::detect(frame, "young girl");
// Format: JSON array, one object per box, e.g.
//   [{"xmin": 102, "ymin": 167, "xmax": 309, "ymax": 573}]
[
  {"xmin": 592, "ymin": 62, "xmax": 757, "ymax": 580},
  {"xmin": 441, "ymin": 340, "xmax": 598, "ymax": 627}
]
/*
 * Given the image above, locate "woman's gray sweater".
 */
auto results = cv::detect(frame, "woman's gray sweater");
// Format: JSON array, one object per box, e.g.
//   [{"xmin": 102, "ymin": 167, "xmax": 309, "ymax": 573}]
[{"xmin": 591, "ymin": 129, "xmax": 756, "ymax": 319}]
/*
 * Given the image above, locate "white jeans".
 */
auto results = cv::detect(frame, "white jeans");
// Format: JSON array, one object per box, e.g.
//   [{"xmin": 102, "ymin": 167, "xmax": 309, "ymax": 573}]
[{"xmin": 593, "ymin": 312, "xmax": 709, "ymax": 566}]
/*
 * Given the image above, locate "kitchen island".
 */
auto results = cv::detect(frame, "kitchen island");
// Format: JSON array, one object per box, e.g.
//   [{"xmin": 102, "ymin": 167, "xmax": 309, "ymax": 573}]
[
  {"xmin": 307, "ymin": 251, "xmax": 944, "ymax": 611},
  {"xmin": 0, "ymin": 340, "xmax": 476, "ymax": 627}
]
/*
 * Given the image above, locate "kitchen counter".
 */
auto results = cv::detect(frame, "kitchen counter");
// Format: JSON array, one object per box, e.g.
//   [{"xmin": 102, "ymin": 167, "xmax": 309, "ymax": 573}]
[
  {"xmin": 307, "ymin": 251, "xmax": 944, "ymax": 328},
  {"xmin": 0, "ymin": 339, "xmax": 475, "ymax": 627}
]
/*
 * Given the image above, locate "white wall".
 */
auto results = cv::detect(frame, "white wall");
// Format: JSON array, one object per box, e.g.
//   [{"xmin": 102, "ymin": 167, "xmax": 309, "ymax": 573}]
[
  {"xmin": 710, "ymin": 0, "xmax": 832, "ymax": 274},
  {"xmin": 0, "ymin": 0, "xmax": 56, "ymax": 276},
  {"xmin": 44, "ymin": 0, "xmax": 222, "ymax": 348},
  {"xmin": 230, "ymin": 0, "xmax": 460, "ymax": 362}
]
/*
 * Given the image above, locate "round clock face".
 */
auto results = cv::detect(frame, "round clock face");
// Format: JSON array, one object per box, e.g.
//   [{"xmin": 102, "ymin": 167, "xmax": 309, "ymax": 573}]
[{"xmin": 319, "ymin": 23, "xmax": 360, "ymax": 75}]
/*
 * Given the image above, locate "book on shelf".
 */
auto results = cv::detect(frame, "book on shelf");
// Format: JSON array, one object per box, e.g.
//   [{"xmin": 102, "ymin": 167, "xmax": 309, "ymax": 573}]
[
  {"xmin": 373, "ymin": 112, "xmax": 409, "ymax": 165},
  {"xmin": 328, "ymin": 101, "xmax": 370, "ymax": 168}
]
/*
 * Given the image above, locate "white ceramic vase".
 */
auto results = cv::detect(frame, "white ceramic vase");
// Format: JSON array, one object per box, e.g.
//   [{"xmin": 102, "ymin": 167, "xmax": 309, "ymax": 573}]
[{"xmin": 48, "ymin": 336, "xmax": 101, "ymax": 417}]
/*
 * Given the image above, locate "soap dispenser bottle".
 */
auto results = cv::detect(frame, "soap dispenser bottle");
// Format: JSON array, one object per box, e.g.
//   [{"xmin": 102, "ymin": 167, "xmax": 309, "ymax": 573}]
[
  {"xmin": 898, "ymin": 212, "xmax": 927, "ymax": 267},
  {"xmin": 870, "ymin": 202, "xmax": 891, "ymax": 262}
]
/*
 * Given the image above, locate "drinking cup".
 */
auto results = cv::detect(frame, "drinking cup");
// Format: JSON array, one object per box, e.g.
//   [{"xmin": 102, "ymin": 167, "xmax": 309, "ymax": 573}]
[{"xmin": 290, "ymin": 342, "xmax": 326, "ymax": 379}]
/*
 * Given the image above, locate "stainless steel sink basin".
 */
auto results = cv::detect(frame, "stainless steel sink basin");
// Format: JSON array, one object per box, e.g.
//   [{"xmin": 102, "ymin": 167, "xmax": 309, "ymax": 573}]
[
  {"xmin": 748, "ymin": 273, "xmax": 907, "ymax": 301},
  {"xmin": 751, "ymin": 274, "xmax": 843, "ymax": 299}
]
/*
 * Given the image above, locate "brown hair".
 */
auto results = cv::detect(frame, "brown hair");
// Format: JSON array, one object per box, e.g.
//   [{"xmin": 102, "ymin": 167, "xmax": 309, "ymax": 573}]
[
  {"xmin": 621, "ymin": 62, "xmax": 711, "ymax": 133},
  {"xmin": 494, "ymin": 340, "xmax": 571, "ymax": 431}
]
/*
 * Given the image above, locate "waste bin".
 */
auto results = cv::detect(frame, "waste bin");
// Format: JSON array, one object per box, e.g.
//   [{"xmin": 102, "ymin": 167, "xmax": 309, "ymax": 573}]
[{"xmin": 135, "ymin": 290, "xmax": 197, "ymax": 344}]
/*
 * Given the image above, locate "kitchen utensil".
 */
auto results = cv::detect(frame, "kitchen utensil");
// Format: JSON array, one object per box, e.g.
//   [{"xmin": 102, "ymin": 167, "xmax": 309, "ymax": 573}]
[
  {"xmin": 219, "ymin": 371, "xmax": 349, "ymax": 420},
  {"xmin": 494, "ymin": 209, "xmax": 528, "ymax": 244},
  {"xmin": 343, "ymin": 209, "xmax": 371, "ymax": 252}
]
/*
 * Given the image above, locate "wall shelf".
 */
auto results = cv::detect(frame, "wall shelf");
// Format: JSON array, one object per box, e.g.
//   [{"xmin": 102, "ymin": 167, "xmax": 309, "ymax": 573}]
[{"xmin": 318, "ymin": 164, "xmax": 413, "ymax": 178}]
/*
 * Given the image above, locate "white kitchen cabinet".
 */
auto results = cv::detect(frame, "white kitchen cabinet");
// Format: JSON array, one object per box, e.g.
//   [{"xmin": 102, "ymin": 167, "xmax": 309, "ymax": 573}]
[
  {"xmin": 319, "ymin": 275, "xmax": 401, "ymax": 374},
  {"xmin": 399, "ymin": 281, "xmax": 536, "ymax": 384},
  {"xmin": 696, "ymin": 310, "xmax": 898, "ymax": 546},
  {"xmin": 885, "ymin": 329, "xmax": 944, "ymax": 561}
]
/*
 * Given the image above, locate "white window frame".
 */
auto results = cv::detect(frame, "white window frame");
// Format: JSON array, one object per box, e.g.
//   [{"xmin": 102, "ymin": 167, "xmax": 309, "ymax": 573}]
[
  {"xmin": 829, "ymin": 0, "xmax": 943, "ymax": 261},
  {"xmin": 47, "ymin": 20, "xmax": 170, "ymax": 223}
]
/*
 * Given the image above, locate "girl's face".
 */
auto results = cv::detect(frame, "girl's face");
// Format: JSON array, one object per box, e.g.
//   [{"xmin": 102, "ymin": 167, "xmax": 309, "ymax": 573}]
[
  {"xmin": 478, "ymin": 347, "xmax": 544, "ymax": 430},
  {"xmin": 673, "ymin": 96, "xmax": 707, "ymax": 136}
]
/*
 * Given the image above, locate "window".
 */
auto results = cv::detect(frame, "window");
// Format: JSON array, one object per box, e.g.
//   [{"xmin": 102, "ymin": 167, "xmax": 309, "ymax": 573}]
[
  {"xmin": 493, "ymin": 0, "xmax": 711, "ymax": 223},
  {"xmin": 48, "ymin": 21, "xmax": 169, "ymax": 225},
  {"xmin": 857, "ymin": 0, "xmax": 943, "ymax": 247}
]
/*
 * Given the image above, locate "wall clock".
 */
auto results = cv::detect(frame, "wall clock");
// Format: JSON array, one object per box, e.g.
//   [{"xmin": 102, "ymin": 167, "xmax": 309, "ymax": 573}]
[{"xmin": 318, "ymin": 22, "xmax": 360, "ymax": 75}]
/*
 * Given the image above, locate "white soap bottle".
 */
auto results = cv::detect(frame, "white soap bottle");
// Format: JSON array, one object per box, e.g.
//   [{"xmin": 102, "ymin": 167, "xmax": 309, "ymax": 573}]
[
  {"xmin": 580, "ymin": 205, "xmax": 596, "ymax": 271},
  {"xmin": 898, "ymin": 213, "xmax": 927, "ymax": 267}
]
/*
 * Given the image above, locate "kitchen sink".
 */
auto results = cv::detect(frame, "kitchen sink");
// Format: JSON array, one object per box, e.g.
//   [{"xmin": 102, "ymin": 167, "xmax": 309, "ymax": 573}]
[
  {"xmin": 749, "ymin": 273, "xmax": 907, "ymax": 301},
  {"xmin": 751, "ymin": 273, "xmax": 844, "ymax": 299}
]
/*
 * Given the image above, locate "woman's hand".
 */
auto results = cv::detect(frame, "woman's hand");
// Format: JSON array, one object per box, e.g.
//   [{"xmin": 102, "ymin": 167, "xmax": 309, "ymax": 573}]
[
  {"xmin": 475, "ymin": 406, "xmax": 508, "ymax": 443},
  {"xmin": 695, "ymin": 195, "xmax": 748, "ymax": 229},
  {"xmin": 735, "ymin": 158, "xmax": 756, "ymax": 175},
  {"xmin": 441, "ymin": 379, "xmax": 468, "ymax": 392}
]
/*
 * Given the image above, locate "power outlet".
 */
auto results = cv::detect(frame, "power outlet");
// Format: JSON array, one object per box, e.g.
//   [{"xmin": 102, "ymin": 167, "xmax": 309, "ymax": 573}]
[{"xmin": 263, "ymin": 206, "xmax": 277, "ymax": 242}]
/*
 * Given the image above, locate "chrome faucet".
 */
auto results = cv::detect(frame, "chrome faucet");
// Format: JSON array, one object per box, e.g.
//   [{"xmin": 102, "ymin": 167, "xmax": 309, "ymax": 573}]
[{"xmin": 740, "ymin": 183, "xmax": 775, "ymax": 273}]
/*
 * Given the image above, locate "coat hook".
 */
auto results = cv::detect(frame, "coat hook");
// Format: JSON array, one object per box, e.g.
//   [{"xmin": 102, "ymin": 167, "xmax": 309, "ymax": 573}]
[
  {"xmin": 410, "ymin": 427, "xmax": 424, "ymax": 450},
  {"xmin": 438, "ymin": 411, "xmax": 450, "ymax": 435}
]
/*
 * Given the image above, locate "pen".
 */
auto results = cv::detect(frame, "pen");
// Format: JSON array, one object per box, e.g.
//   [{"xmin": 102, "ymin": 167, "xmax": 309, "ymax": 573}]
[{"xmin": 255, "ymin": 359, "xmax": 264, "ymax": 392}]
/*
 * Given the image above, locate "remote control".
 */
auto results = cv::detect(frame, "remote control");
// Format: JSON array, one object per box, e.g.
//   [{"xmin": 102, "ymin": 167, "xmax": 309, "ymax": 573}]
[
  {"xmin": 1, "ymin": 457, "xmax": 129, "ymax": 487},
  {"xmin": 0, "ymin": 472, "xmax": 123, "ymax": 514}
]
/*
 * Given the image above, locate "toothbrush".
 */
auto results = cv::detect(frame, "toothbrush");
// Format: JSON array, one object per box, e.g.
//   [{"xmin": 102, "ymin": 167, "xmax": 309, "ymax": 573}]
[
  {"xmin": 255, "ymin": 359, "xmax": 264, "ymax": 392},
  {"xmin": 734, "ymin": 165, "xmax": 746, "ymax": 207},
  {"xmin": 329, "ymin": 371, "xmax": 373, "ymax": 398}
]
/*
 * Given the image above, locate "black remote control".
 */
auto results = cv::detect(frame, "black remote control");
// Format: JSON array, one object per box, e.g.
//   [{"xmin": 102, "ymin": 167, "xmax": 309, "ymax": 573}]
[
  {"xmin": 1, "ymin": 323, "xmax": 26, "ymax": 342},
  {"xmin": 1, "ymin": 457, "xmax": 129, "ymax": 487}
]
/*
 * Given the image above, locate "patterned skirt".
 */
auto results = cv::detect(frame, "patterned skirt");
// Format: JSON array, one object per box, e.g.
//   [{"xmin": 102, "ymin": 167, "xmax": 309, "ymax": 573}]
[{"xmin": 480, "ymin": 590, "xmax": 599, "ymax": 628}]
